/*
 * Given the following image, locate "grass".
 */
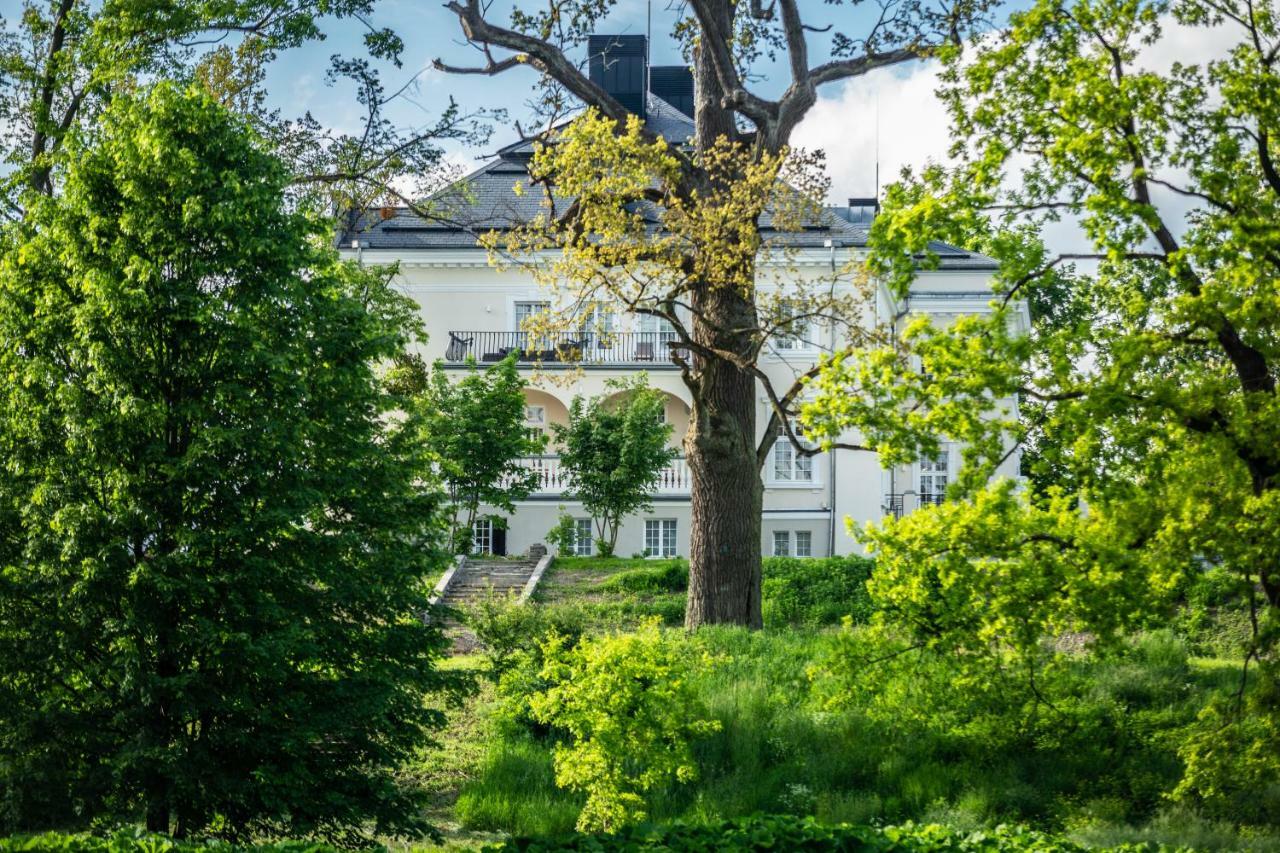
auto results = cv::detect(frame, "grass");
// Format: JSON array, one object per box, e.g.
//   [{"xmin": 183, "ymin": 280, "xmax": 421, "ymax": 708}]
[
  {"xmin": 534, "ymin": 555, "xmax": 874, "ymax": 632},
  {"xmin": 438, "ymin": 618, "xmax": 1275, "ymax": 849}
]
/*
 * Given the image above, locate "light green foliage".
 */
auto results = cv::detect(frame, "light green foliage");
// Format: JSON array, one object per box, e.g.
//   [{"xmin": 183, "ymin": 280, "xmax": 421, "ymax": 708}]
[
  {"xmin": 528, "ymin": 620, "xmax": 722, "ymax": 832},
  {"xmin": 546, "ymin": 511, "xmax": 582, "ymax": 556},
  {"xmin": 802, "ymin": 0, "xmax": 1280, "ymax": 815},
  {"xmin": 457, "ymin": 623, "xmax": 1265, "ymax": 844},
  {"xmin": 552, "ymin": 379, "xmax": 676, "ymax": 556},
  {"xmin": 0, "ymin": 85, "xmax": 458, "ymax": 842},
  {"xmin": 0, "ymin": 832, "xmax": 338, "ymax": 851},
  {"xmin": 416, "ymin": 355, "xmax": 544, "ymax": 553}
]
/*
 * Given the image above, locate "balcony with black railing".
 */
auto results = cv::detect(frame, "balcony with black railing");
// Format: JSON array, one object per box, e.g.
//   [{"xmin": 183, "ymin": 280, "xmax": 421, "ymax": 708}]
[
  {"xmin": 444, "ymin": 330, "xmax": 688, "ymax": 367},
  {"xmin": 883, "ymin": 492, "xmax": 947, "ymax": 518}
]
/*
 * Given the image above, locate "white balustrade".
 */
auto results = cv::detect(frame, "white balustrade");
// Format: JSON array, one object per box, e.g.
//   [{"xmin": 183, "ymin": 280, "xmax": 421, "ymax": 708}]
[{"xmin": 508, "ymin": 455, "xmax": 690, "ymax": 495}]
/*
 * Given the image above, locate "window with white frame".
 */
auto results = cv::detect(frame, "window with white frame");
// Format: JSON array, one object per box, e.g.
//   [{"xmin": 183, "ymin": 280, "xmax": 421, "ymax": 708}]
[
  {"xmin": 514, "ymin": 300, "xmax": 550, "ymax": 332},
  {"xmin": 472, "ymin": 518, "xmax": 494, "ymax": 554},
  {"xmin": 644, "ymin": 519, "xmax": 678, "ymax": 557},
  {"xmin": 919, "ymin": 446, "xmax": 950, "ymax": 505},
  {"xmin": 770, "ymin": 423, "xmax": 815, "ymax": 483},
  {"xmin": 795, "ymin": 530, "xmax": 813, "ymax": 557},
  {"xmin": 573, "ymin": 518, "xmax": 594, "ymax": 556},
  {"xmin": 772, "ymin": 530, "xmax": 790, "ymax": 556},
  {"xmin": 524, "ymin": 404, "xmax": 547, "ymax": 442},
  {"xmin": 773, "ymin": 300, "xmax": 811, "ymax": 350}
]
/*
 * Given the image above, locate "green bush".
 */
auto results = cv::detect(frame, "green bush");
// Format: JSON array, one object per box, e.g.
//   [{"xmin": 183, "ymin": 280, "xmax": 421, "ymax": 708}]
[
  {"xmin": 761, "ymin": 556, "xmax": 875, "ymax": 627},
  {"xmin": 0, "ymin": 832, "xmax": 337, "ymax": 851},
  {"xmin": 599, "ymin": 559, "xmax": 689, "ymax": 593},
  {"xmin": 529, "ymin": 620, "xmax": 722, "ymax": 832},
  {"xmin": 486, "ymin": 814, "xmax": 1148, "ymax": 852},
  {"xmin": 463, "ymin": 593, "xmax": 589, "ymax": 679},
  {"xmin": 463, "ymin": 623, "xmax": 1254, "ymax": 840}
]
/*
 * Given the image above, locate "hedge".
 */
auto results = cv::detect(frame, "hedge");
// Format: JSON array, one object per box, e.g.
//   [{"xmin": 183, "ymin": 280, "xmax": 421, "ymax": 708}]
[{"xmin": 489, "ymin": 815, "xmax": 1166, "ymax": 852}]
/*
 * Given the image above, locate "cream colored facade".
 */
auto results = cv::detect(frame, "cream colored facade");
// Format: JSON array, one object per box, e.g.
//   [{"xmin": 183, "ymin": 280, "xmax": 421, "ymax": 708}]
[{"xmin": 342, "ymin": 243, "xmax": 1028, "ymax": 559}]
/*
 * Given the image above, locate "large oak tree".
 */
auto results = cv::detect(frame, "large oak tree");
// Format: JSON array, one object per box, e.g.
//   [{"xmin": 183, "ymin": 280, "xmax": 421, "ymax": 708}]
[{"xmin": 433, "ymin": 0, "xmax": 992, "ymax": 628}]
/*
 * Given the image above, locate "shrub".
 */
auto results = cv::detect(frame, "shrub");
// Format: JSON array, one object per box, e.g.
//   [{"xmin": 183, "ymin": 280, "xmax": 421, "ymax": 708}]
[
  {"xmin": 528, "ymin": 620, "xmax": 722, "ymax": 832},
  {"xmin": 0, "ymin": 832, "xmax": 337, "ymax": 851},
  {"xmin": 546, "ymin": 512, "xmax": 581, "ymax": 556},
  {"xmin": 485, "ymin": 814, "xmax": 1131, "ymax": 851},
  {"xmin": 761, "ymin": 556, "xmax": 875, "ymax": 627},
  {"xmin": 600, "ymin": 560, "xmax": 689, "ymax": 594}
]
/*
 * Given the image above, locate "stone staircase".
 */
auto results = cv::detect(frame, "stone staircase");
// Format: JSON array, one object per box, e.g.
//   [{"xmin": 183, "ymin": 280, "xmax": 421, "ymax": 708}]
[
  {"xmin": 433, "ymin": 555, "xmax": 550, "ymax": 612},
  {"xmin": 432, "ymin": 555, "xmax": 552, "ymax": 654}
]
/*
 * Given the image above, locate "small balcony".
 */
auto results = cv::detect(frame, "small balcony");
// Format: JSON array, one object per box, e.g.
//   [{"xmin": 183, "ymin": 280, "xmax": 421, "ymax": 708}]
[
  {"xmin": 882, "ymin": 492, "xmax": 946, "ymax": 519},
  {"xmin": 507, "ymin": 455, "xmax": 691, "ymax": 495},
  {"xmin": 445, "ymin": 331, "xmax": 688, "ymax": 367}
]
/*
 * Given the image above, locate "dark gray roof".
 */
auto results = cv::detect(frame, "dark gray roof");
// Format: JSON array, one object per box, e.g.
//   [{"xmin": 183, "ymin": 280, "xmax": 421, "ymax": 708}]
[{"xmin": 336, "ymin": 93, "xmax": 997, "ymax": 270}]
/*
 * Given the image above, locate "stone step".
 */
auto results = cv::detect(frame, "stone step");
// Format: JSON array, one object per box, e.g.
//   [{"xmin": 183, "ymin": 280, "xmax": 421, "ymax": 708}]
[{"xmin": 435, "ymin": 556, "xmax": 547, "ymax": 615}]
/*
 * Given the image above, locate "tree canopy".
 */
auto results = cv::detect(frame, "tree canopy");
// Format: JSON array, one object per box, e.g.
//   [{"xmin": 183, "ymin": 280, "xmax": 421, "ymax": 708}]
[
  {"xmin": 0, "ymin": 0, "xmax": 490, "ymax": 220},
  {"xmin": 433, "ymin": 0, "xmax": 998, "ymax": 627},
  {"xmin": 0, "ymin": 83, "xmax": 459, "ymax": 842},
  {"xmin": 802, "ymin": 0, "xmax": 1280, "ymax": 814}
]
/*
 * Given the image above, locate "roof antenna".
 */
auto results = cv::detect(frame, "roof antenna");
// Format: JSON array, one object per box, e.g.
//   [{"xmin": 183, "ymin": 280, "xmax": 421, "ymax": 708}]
[
  {"xmin": 646, "ymin": 0, "xmax": 652, "ymax": 100},
  {"xmin": 874, "ymin": 89, "xmax": 881, "ymax": 206}
]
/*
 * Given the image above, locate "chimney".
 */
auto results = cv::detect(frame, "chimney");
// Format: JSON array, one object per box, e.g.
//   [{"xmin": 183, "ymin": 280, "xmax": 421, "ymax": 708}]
[
  {"xmin": 649, "ymin": 65, "xmax": 694, "ymax": 118},
  {"xmin": 588, "ymin": 34, "xmax": 648, "ymax": 121},
  {"xmin": 844, "ymin": 197, "xmax": 880, "ymax": 225}
]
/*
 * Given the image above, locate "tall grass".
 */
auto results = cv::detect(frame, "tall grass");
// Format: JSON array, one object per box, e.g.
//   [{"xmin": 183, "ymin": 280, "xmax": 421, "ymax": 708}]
[{"xmin": 452, "ymin": 625, "xmax": 1270, "ymax": 848}]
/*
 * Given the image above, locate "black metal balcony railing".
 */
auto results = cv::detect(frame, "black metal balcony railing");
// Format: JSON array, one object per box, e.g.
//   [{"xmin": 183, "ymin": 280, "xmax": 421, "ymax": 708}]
[
  {"xmin": 883, "ymin": 493, "xmax": 946, "ymax": 518},
  {"xmin": 445, "ymin": 331, "xmax": 687, "ymax": 365}
]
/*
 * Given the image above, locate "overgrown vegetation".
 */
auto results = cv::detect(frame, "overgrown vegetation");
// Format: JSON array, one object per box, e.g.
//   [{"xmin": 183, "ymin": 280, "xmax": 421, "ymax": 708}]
[{"xmin": 442, "ymin": 563, "xmax": 1276, "ymax": 850}]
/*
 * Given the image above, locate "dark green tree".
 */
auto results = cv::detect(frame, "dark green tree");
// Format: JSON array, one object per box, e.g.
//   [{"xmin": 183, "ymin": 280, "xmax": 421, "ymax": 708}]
[
  {"xmin": 0, "ymin": 84, "xmax": 458, "ymax": 842},
  {"xmin": 553, "ymin": 380, "xmax": 676, "ymax": 557},
  {"xmin": 418, "ymin": 356, "xmax": 545, "ymax": 553}
]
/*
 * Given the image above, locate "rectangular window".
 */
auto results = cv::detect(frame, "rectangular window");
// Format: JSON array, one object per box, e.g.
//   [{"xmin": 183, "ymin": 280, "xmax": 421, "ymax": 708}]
[
  {"xmin": 574, "ymin": 518, "xmax": 594, "ymax": 557},
  {"xmin": 514, "ymin": 300, "xmax": 550, "ymax": 332},
  {"xmin": 795, "ymin": 530, "xmax": 813, "ymax": 557},
  {"xmin": 772, "ymin": 530, "xmax": 790, "ymax": 557},
  {"xmin": 524, "ymin": 404, "xmax": 547, "ymax": 444},
  {"xmin": 774, "ymin": 300, "xmax": 811, "ymax": 350},
  {"xmin": 472, "ymin": 519, "xmax": 493, "ymax": 554},
  {"xmin": 919, "ymin": 447, "xmax": 950, "ymax": 505},
  {"xmin": 645, "ymin": 519, "xmax": 677, "ymax": 557}
]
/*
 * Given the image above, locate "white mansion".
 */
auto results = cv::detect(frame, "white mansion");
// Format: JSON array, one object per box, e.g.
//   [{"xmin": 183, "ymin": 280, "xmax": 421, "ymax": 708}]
[{"xmin": 338, "ymin": 36, "xmax": 1028, "ymax": 559}]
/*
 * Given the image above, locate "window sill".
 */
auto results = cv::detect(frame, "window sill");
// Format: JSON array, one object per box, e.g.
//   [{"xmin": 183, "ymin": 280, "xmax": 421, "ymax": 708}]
[{"xmin": 764, "ymin": 480, "xmax": 823, "ymax": 490}]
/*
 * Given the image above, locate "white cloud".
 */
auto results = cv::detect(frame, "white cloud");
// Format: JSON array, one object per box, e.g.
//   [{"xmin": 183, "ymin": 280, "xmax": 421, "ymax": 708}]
[{"xmin": 792, "ymin": 60, "xmax": 951, "ymax": 204}]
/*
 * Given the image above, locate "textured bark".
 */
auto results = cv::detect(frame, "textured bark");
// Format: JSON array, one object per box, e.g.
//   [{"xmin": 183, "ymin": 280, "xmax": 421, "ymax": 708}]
[{"xmin": 684, "ymin": 284, "xmax": 763, "ymax": 629}]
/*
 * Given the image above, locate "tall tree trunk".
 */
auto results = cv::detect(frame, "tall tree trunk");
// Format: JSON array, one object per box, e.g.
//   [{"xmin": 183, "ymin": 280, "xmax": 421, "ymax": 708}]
[
  {"xmin": 684, "ymin": 285, "xmax": 763, "ymax": 629},
  {"xmin": 682, "ymin": 20, "xmax": 766, "ymax": 629}
]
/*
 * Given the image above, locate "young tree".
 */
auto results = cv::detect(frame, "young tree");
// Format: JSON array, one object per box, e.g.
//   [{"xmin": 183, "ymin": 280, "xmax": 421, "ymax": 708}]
[
  {"xmin": 802, "ymin": 0, "xmax": 1280, "ymax": 814},
  {"xmin": 433, "ymin": 0, "xmax": 994, "ymax": 628},
  {"xmin": 0, "ymin": 84, "xmax": 460, "ymax": 842},
  {"xmin": 418, "ymin": 355, "xmax": 545, "ymax": 553},
  {"xmin": 553, "ymin": 380, "xmax": 677, "ymax": 557}
]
